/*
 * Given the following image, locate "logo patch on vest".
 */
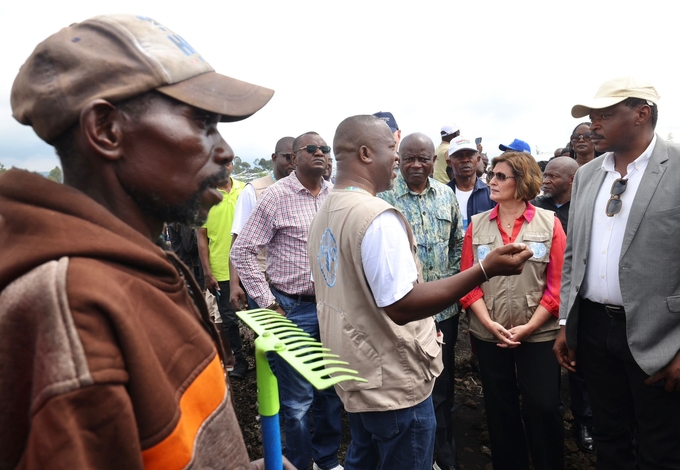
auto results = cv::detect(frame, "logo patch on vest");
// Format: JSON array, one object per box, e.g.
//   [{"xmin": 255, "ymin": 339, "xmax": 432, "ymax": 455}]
[
  {"xmin": 477, "ymin": 245, "xmax": 491, "ymax": 261},
  {"xmin": 318, "ymin": 228, "xmax": 338, "ymax": 287},
  {"xmin": 527, "ymin": 242, "xmax": 547, "ymax": 259}
]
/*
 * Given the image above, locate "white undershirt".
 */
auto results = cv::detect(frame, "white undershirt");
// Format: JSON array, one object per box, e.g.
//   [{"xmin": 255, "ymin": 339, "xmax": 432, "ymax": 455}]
[
  {"xmin": 455, "ymin": 187, "xmax": 472, "ymax": 230},
  {"xmin": 361, "ymin": 210, "xmax": 418, "ymax": 307},
  {"xmin": 581, "ymin": 135, "xmax": 656, "ymax": 305},
  {"xmin": 231, "ymin": 184, "xmax": 258, "ymax": 236}
]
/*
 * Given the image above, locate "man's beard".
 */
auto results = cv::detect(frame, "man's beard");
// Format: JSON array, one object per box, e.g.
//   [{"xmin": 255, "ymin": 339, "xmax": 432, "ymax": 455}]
[{"xmin": 124, "ymin": 169, "xmax": 227, "ymax": 226}]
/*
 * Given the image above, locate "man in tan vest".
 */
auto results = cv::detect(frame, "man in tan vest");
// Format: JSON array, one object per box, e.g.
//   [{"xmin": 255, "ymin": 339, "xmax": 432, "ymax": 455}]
[
  {"xmin": 229, "ymin": 136, "xmax": 294, "ymax": 310},
  {"xmin": 308, "ymin": 115, "xmax": 533, "ymax": 470}
]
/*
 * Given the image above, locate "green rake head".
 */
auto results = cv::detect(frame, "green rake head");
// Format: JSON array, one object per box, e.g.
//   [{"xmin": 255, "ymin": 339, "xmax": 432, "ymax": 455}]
[{"xmin": 236, "ymin": 308, "xmax": 366, "ymax": 416}]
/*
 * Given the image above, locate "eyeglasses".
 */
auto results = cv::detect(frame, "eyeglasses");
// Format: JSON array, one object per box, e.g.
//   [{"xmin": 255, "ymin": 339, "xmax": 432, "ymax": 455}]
[
  {"xmin": 488, "ymin": 171, "xmax": 516, "ymax": 182},
  {"xmin": 295, "ymin": 145, "xmax": 331, "ymax": 154},
  {"xmin": 606, "ymin": 178, "xmax": 628, "ymax": 217},
  {"xmin": 276, "ymin": 152, "xmax": 293, "ymax": 162},
  {"xmin": 570, "ymin": 132, "xmax": 593, "ymax": 142}
]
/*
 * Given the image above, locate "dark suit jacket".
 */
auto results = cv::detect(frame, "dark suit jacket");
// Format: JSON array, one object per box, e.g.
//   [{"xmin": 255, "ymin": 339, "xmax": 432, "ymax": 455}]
[{"xmin": 560, "ymin": 136, "xmax": 680, "ymax": 375}]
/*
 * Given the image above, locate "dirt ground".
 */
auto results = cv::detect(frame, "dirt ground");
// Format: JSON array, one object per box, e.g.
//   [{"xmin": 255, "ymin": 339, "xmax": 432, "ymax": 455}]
[{"xmin": 230, "ymin": 313, "xmax": 597, "ymax": 470}]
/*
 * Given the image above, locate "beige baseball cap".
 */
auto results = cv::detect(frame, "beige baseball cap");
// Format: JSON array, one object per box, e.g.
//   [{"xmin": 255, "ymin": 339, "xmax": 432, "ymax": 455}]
[
  {"xmin": 571, "ymin": 77, "xmax": 659, "ymax": 118},
  {"xmin": 11, "ymin": 14, "xmax": 274, "ymax": 143}
]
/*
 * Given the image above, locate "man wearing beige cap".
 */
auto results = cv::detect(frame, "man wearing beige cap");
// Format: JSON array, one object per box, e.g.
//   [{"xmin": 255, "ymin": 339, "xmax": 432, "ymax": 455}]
[
  {"xmin": 554, "ymin": 77, "xmax": 680, "ymax": 469},
  {"xmin": 0, "ymin": 14, "xmax": 294, "ymax": 469}
]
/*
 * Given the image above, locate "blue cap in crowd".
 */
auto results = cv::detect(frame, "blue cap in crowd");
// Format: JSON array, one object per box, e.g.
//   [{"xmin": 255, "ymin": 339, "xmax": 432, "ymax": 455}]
[
  {"xmin": 499, "ymin": 138, "xmax": 531, "ymax": 154},
  {"xmin": 373, "ymin": 111, "xmax": 399, "ymax": 133}
]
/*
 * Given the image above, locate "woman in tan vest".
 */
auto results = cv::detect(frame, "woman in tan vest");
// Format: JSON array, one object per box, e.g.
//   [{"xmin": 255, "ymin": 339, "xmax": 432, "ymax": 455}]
[{"xmin": 459, "ymin": 152, "xmax": 567, "ymax": 470}]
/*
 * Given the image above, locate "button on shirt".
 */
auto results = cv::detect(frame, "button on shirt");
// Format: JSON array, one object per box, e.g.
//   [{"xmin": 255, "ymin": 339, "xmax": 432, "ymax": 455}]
[
  {"xmin": 581, "ymin": 135, "xmax": 656, "ymax": 306},
  {"xmin": 378, "ymin": 174, "xmax": 464, "ymax": 322},
  {"xmin": 230, "ymin": 171, "xmax": 329, "ymax": 308}
]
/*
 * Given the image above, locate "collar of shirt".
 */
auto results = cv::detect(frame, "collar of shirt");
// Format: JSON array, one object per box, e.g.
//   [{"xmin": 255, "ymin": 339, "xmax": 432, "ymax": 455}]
[
  {"xmin": 392, "ymin": 173, "xmax": 436, "ymax": 198},
  {"xmin": 451, "ymin": 176, "xmax": 488, "ymax": 191},
  {"xmin": 600, "ymin": 134, "xmax": 656, "ymax": 176},
  {"xmin": 488, "ymin": 202, "xmax": 536, "ymax": 244},
  {"xmin": 287, "ymin": 170, "xmax": 330, "ymax": 195},
  {"xmin": 488, "ymin": 201, "xmax": 536, "ymax": 223}
]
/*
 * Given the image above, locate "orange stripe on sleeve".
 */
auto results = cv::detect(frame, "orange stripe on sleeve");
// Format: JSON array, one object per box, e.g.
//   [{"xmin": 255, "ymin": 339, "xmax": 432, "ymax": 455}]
[{"xmin": 142, "ymin": 354, "xmax": 226, "ymax": 469}]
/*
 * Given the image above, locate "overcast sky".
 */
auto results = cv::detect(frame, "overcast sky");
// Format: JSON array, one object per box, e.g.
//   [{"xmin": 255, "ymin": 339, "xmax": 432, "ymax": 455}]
[{"xmin": 2, "ymin": 0, "xmax": 678, "ymax": 172}]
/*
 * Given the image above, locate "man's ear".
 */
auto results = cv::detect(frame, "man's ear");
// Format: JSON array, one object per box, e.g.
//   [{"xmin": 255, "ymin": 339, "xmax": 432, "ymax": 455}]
[
  {"xmin": 358, "ymin": 145, "xmax": 372, "ymax": 163},
  {"xmin": 291, "ymin": 151, "xmax": 298, "ymax": 167},
  {"xmin": 636, "ymin": 104, "xmax": 651, "ymax": 127},
  {"xmin": 80, "ymin": 99, "xmax": 124, "ymax": 162}
]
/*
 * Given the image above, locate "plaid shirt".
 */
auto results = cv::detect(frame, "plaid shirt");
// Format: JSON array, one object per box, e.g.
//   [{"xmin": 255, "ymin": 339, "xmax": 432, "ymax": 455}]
[
  {"xmin": 231, "ymin": 171, "xmax": 330, "ymax": 308},
  {"xmin": 379, "ymin": 174, "xmax": 464, "ymax": 322}
]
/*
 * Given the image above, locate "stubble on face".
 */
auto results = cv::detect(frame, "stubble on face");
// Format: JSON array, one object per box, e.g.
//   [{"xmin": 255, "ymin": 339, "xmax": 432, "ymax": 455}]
[{"xmin": 123, "ymin": 167, "xmax": 228, "ymax": 226}]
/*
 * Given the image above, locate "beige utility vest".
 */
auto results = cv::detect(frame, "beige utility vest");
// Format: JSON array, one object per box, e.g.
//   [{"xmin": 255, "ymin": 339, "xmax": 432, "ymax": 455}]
[
  {"xmin": 469, "ymin": 207, "xmax": 559, "ymax": 343},
  {"xmin": 309, "ymin": 190, "xmax": 443, "ymax": 412}
]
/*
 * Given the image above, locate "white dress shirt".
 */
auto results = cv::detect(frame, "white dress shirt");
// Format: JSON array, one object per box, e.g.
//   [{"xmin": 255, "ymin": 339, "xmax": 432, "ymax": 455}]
[{"xmin": 581, "ymin": 135, "xmax": 657, "ymax": 305}]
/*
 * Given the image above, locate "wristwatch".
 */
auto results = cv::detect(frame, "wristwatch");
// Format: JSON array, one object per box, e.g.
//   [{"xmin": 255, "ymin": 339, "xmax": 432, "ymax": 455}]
[{"xmin": 266, "ymin": 300, "xmax": 280, "ymax": 311}]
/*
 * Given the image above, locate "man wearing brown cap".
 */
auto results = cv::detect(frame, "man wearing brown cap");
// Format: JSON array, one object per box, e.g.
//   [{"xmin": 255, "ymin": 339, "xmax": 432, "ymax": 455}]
[
  {"xmin": 554, "ymin": 77, "xmax": 680, "ymax": 469},
  {"xmin": 0, "ymin": 14, "xmax": 293, "ymax": 469}
]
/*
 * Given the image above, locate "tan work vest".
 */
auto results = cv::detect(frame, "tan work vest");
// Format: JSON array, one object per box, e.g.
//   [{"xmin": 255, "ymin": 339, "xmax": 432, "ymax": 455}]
[
  {"xmin": 308, "ymin": 190, "xmax": 442, "ymax": 412},
  {"xmin": 469, "ymin": 207, "xmax": 560, "ymax": 343}
]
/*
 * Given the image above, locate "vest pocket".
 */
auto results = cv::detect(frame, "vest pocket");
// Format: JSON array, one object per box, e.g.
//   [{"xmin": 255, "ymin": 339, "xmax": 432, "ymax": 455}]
[
  {"xmin": 336, "ymin": 312, "xmax": 383, "ymax": 392},
  {"xmin": 524, "ymin": 291, "xmax": 543, "ymax": 322},
  {"xmin": 414, "ymin": 324, "xmax": 444, "ymax": 381}
]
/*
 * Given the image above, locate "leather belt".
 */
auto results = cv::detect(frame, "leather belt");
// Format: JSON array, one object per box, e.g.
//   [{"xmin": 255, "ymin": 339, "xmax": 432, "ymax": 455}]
[
  {"xmin": 583, "ymin": 298, "xmax": 625, "ymax": 317},
  {"xmin": 271, "ymin": 286, "xmax": 316, "ymax": 304}
]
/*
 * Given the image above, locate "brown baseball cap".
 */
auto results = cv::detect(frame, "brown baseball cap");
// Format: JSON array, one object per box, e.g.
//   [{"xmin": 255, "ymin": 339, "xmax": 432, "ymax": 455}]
[{"xmin": 11, "ymin": 14, "xmax": 275, "ymax": 143}]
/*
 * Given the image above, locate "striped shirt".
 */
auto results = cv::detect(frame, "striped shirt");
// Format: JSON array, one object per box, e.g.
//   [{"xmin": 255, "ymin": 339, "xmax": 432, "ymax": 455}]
[{"xmin": 231, "ymin": 171, "xmax": 329, "ymax": 308}]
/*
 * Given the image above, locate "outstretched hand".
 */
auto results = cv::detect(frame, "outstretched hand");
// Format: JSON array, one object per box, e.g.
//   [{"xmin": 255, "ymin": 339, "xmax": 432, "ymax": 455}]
[{"xmin": 483, "ymin": 243, "xmax": 533, "ymax": 278}]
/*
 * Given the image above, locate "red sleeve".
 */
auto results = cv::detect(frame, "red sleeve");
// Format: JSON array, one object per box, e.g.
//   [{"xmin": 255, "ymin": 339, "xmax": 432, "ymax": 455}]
[
  {"xmin": 539, "ymin": 216, "xmax": 566, "ymax": 317},
  {"xmin": 460, "ymin": 222, "xmax": 484, "ymax": 308}
]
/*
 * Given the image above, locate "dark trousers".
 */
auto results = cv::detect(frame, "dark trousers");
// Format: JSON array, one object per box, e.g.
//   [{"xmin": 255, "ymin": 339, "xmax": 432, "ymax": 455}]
[
  {"xmin": 568, "ymin": 366, "xmax": 593, "ymax": 428},
  {"xmin": 578, "ymin": 299, "xmax": 680, "ymax": 470},
  {"xmin": 472, "ymin": 336, "xmax": 564, "ymax": 470},
  {"xmin": 432, "ymin": 315, "xmax": 459, "ymax": 468},
  {"xmin": 216, "ymin": 281, "xmax": 246, "ymax": 366}
]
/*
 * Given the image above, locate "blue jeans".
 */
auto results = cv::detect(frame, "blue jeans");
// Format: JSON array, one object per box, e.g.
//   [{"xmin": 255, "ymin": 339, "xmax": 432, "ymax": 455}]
[
  {"xmin": 271, "ymin": 289, "xmax": 343, "ymax": 470},
  {"xmin": 345, "ymin": 396, "xmax": 436, "ymax": 470}
]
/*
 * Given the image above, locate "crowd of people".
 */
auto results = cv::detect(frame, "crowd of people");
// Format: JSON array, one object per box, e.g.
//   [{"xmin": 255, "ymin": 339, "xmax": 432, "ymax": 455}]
[{"xmin": 0, "ymin": 13, "xmax": 679, "ymax": 470}]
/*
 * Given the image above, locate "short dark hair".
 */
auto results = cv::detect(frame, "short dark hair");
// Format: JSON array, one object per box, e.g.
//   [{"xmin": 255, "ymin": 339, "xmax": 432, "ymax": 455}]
[
  {"xmin": 491, "ymin": 151, "xmax": 543, "ymax": 201},
  {"xmin": 293, "ymin": 132, "xmax": 320, "ymax": 152},
  {"xmin": 623, "ymin": 97, "xmax": 658, "ymax": 129}
]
